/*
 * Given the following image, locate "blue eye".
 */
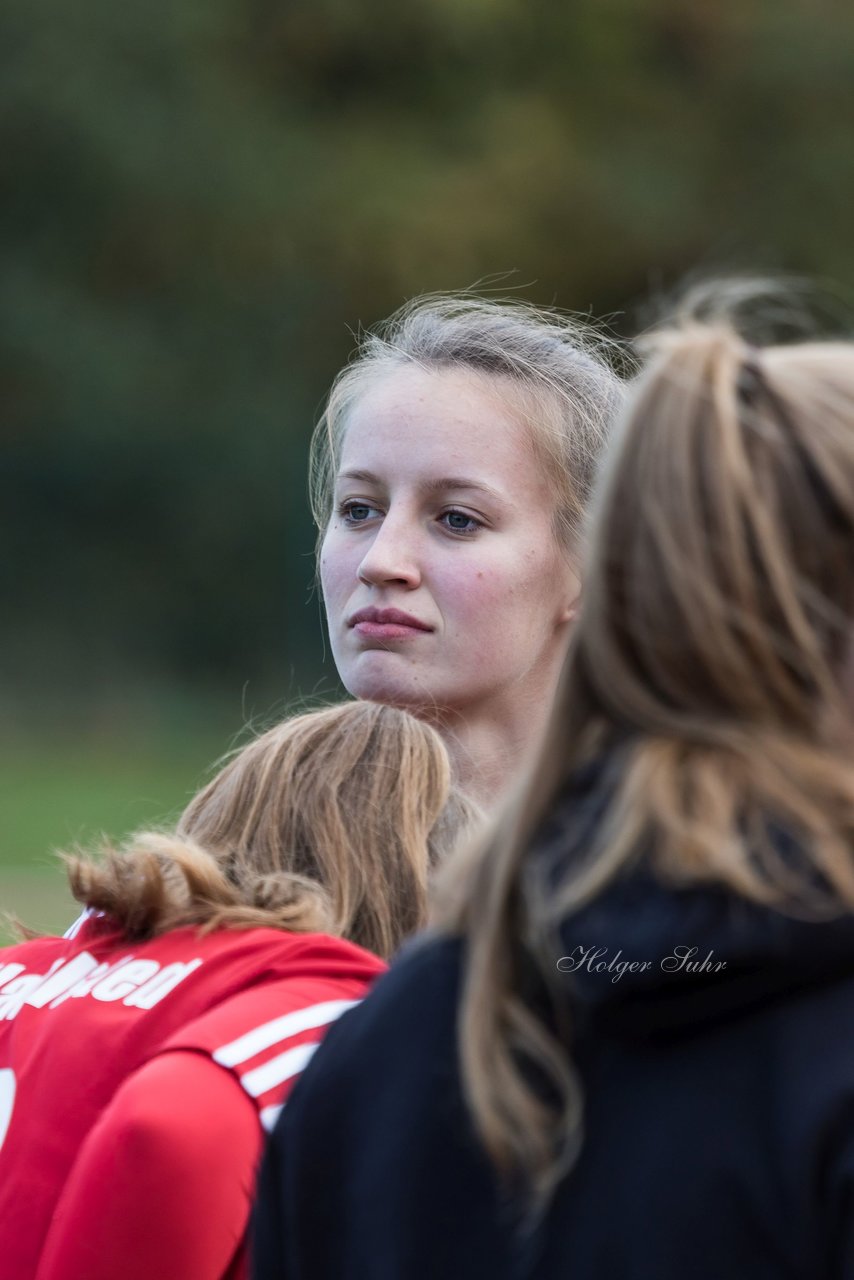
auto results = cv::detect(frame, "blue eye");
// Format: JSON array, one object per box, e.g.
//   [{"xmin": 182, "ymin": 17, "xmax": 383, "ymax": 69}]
[
  {"xmin": 340, "ymin": 502, "xmax": 379, "ymax": 524},
  {"xmin": 441, "ymin": 510, "xmax": 480, "ymax": 534}
]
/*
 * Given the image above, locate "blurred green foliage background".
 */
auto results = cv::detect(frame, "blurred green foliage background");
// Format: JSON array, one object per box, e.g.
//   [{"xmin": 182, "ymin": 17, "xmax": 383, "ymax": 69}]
[{"xmin": 3, "ymin": 0, "xmax": 854, "ymax": 933}]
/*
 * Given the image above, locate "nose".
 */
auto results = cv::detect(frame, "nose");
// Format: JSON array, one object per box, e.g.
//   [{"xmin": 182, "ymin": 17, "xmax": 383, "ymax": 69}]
[{"xmin": 356, "ymin": 516, "xmax": 422, "ymax": 589}]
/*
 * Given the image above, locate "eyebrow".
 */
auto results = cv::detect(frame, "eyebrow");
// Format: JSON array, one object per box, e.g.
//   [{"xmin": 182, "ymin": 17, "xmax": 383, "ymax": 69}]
[{"xmin": 337, "ymin": 469, "xmax": 503, "ymax": 501}]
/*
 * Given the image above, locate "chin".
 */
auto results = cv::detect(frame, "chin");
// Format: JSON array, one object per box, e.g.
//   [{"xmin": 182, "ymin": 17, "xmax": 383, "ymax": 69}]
[
  {"xmin": 345, "ymin": 678, "xmax": 437, "ymax": 714},
  {"xmin": 342, "ymin": 657, "xmax": 442, "ymax": 715}
]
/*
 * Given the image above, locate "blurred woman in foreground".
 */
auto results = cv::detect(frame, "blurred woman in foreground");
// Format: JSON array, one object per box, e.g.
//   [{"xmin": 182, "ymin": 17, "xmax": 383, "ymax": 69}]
[
  {"xmin": 0, "ymin": 701, "xmax": 468, "ymax": 1280},
  {"xmin": 255, "ymin": 293, "xmax": 854, "ymax": 1279}
]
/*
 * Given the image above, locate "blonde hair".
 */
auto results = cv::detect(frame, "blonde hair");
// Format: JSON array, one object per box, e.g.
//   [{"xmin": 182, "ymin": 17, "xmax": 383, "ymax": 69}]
[
  {"xmin": 442, "ymin": 292, "xmax": 854, "ymax": 1203},
  {"xmin": 67, "ymin": 701, "xmax": 475, "ymax": 958},
  {"xmin": 310, "ymin": 294, "xmax": 626, "ymax": 553}
]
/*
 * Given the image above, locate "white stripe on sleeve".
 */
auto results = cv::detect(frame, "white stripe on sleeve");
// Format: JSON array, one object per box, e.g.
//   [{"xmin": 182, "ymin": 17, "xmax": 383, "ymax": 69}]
[
  {"xmin": 240, "ymin": 1041, "xmax": 320, "ymax": 1098},
  {"xmin": 259, "ymin": 1103, "xmax": 284, "ymax": 1133},
  {"xmin": 212, "ymin": 999, "xmax": 359, "ymax": 1068},
  {"xmin": 63, "ymin": 909, "xmax": 92, "ymax": 940}
]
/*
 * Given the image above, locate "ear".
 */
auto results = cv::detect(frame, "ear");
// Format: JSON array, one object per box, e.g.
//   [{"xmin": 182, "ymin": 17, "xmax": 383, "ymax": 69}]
[
  {"xmin": 557, "ymin": 565, "xmax": 582, "ymax": 626},
  {"xmin": 558, "ymin": 592, "xmax": 581, "ymax": 625}
]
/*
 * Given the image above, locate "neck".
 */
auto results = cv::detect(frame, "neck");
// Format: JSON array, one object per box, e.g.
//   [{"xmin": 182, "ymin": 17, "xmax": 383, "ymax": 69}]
[{"xmin": 432, "ymin": 693, "xmax": 555, "ymax": 813}]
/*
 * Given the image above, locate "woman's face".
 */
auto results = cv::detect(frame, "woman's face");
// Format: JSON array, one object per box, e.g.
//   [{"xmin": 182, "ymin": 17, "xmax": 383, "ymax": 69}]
[{"xmin": 320, "ymin": 365, "xmax": 580, "ymax": 724}]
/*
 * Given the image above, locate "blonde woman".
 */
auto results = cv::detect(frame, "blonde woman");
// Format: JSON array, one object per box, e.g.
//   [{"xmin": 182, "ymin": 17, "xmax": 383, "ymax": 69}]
[
  {"xmin": 313, "ymin": 295, "xmax": 625, "ymax": 808},
  {"xmin": 0, "ymin": 702, "xmax": 470, "ymax": 1280},
  {"xmin": 255, "ymin": 294, "xmax": 854, "ymax": 1279}
]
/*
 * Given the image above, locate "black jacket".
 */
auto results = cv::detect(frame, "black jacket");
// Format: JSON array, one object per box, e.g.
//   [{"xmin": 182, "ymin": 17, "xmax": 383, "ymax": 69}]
[{"xmin": 253, "ymin": 799, "xmax": 854, "ymax": 1279}]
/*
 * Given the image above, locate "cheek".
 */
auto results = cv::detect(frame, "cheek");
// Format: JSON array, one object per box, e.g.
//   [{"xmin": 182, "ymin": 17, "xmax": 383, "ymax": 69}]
[
  {"xmin": 441, "ymin": 561, "xmax": 534, "ymax": 641},
  {"xmin": 318, "ymin": 542, "xmax": 352, "ymax": 627},
  {"xmin": 440, "ymin": 563, "xmax": 501, "ymax": 621},
  {"xmin": 319, "ymin": 529, "xmax": 351, "ymax": 591},
  {"xmin": 449, "ymin": 545, "xmax": 573, "ymax": 637}
]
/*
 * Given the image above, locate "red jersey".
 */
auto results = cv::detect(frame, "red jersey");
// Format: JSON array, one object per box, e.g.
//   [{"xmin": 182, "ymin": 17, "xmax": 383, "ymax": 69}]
[{"xmin": 0, "ymin": 913, "xmax": 384, "ymax": 1280}]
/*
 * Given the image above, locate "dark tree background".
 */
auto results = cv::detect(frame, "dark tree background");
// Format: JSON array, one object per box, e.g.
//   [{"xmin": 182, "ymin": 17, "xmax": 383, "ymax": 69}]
[{"xmin": 3, "ymin": 0, "xmax": 854, "ymax": 728}]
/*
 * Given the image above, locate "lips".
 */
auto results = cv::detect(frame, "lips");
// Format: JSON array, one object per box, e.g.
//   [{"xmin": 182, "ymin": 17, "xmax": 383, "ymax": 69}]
[{"xmin": 348, "ymin": 607, "xmax": 433, "ymax": 639}]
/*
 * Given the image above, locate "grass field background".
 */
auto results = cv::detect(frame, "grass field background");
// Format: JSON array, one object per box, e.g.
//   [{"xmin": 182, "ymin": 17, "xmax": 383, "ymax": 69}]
[{"xmin": 0, "ymin": 725, "xmax": 238, "ymax": 944}]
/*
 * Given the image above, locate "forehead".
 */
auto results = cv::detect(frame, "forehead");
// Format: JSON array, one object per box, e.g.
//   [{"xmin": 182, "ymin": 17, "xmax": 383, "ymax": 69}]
[{"xmin": 338, "ymin": 364, "xmax": 546, "ymax": 489}]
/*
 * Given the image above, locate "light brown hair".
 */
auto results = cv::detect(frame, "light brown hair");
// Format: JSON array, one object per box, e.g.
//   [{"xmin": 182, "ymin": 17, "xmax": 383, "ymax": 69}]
[
  {"xmin": 441, "ymin": 292, "xmax": 854, "ymax": 1203},
  {"xmin": 310, "ymin": 293, "xmax": 626, "ymax": 555},
  {"xmin": 67, "ymin": 701, "xmax": 475, "ymax": 958}
]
